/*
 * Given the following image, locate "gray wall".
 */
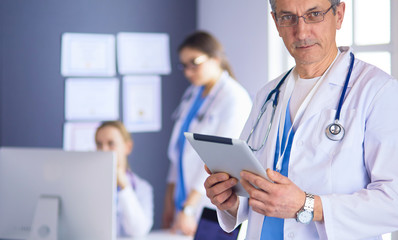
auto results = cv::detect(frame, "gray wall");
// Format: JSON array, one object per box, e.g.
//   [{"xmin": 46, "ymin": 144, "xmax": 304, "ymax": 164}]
[
  {"xmin": 197, "ymin": 0, "xmax": 269, "ymax": 97},
  {"xmin": 0, "ymin": 0, "xmax": 196, "ymax": 230}
]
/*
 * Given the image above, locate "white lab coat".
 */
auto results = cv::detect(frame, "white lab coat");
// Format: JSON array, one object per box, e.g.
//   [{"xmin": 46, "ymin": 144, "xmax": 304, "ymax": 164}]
[
  {"xmin": 117, "ymin": 171, "xmax": 154, "ymax": 237},
  {"xmin": 217, "ymin": 47, "xmax": 398, "ymax": 239},
  {"xmin": 167, "ymin": 71, "xmax": 252, "ymax": 218}
]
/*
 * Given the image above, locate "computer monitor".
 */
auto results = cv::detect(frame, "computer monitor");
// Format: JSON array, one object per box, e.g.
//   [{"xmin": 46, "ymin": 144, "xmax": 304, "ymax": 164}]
[{"xmin": 0, "ymin": 147, "xmax": 116, "ymax": 240}]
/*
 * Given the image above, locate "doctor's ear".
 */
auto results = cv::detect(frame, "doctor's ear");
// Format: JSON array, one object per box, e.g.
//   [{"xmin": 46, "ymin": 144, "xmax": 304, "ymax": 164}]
[
  {"xmin": 271, "ymin": 12, "xmax": 282, "ymax": 37},
  {"xmin": 335, "ymin": 2, "xmax": 345, "ymax": 30}
]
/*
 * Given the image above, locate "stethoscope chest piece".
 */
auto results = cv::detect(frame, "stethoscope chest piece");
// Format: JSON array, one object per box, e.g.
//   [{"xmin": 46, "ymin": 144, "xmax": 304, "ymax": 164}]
[{"xmin": 325, "ymin": 120, "xmax": 345, "ymax": 141}]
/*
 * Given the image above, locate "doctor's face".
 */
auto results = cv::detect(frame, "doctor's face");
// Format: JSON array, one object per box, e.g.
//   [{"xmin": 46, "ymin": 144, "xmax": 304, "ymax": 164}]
[
  {"xmin": 179, "ymin": 47, "xmax": 221, "ymax": 86},
  {"xmin": 272, "ymin": 0, "xmax": 345, "ymax": 68}
]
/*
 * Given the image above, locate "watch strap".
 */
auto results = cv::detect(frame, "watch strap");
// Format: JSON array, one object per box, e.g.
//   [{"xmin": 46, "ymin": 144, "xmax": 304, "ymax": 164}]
[{"xmin": 303, "ymin": 192, "xmax": 315, "ymax": 211}]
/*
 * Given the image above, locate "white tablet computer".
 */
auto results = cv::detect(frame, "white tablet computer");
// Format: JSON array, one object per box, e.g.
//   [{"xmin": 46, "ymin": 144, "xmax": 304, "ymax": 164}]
[{"xmin": 185, "ymin": 132, "xmax": 270, "ymax": 197}]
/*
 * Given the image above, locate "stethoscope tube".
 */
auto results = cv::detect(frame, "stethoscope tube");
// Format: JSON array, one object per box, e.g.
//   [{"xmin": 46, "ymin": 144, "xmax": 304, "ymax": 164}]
[
  {"xmin": 247, "ymin": 52, "xmax": 355, "ymax": 151},
  {"xmin": 325, "ymin": 52, "xmax": 355, "ymax": 141},
  {"xmin": 335, "ymin": 52, "xmax": 355, "ymax": 121},
  {"xmin": 246, "ymin": 68, "xmax": 293, "ymax": 151}
]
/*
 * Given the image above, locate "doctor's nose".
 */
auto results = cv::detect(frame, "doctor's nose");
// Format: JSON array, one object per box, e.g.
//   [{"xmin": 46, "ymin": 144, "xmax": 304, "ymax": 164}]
[{"xmin": 295, "ymin": 17, "xmax": 312, "ymax": 40}]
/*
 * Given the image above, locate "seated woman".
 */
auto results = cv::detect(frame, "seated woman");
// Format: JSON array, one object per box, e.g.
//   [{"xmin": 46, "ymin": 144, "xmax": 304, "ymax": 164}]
[{"xmin": 95, "ymin": 121, "xmax": 154, "ymax": 237}]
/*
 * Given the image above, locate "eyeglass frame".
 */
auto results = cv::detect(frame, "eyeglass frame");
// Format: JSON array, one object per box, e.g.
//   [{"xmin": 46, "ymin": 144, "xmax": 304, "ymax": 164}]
[
  {"xmin": 178, "ymin": 55, "xmax": 208, "ymax": 71},
  {"xmin": 274, "ymin": 4, "xmax": 336, "ymax": 27}
]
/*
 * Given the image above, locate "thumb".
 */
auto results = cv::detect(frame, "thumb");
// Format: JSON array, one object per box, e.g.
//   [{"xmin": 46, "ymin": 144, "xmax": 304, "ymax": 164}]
[
  {"xmin": 204, "ymin": 165, "xmax": 212, "ymax": 175},
  {"xmin": 266, "ymin": 168, "xmax": 289, "ymax": 184}
]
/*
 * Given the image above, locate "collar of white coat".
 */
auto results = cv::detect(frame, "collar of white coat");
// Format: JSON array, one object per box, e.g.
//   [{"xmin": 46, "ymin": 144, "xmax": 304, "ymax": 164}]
[
  {"xmin": 171, "ymin": 71, "xmax": 230, "ymax": 120},
  {"xmin": 285, "ymin": 46, "xmax": 353, "ymax": 88},
  {"xmin": 205, "ymin": 70, "xmax": 230, "ymax": 98},
  {"xmin": 257, "ymin": 47, "xmax": 355, "ymax": 170},
  {"xmin": 325, "ymin": 46, "xmax": 355, "ymax": 87},
  {"xmin": 190, "ymin": 70, "xmax": 229, "ymax": 99},
  {"xmin": 195, "ymin": 70, "xmax": 230, "ymax": 114}
]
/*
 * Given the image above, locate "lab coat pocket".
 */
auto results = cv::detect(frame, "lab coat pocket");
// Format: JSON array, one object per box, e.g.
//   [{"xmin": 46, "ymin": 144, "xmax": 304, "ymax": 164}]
[{"xmin": 311, "ymin": 109, "xmax": 359, "ymax": 156}]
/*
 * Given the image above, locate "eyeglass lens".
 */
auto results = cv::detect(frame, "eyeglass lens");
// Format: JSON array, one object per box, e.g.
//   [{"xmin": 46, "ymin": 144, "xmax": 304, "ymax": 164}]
[
  {"xmin": 277, "ymin": 5, "xmax": 334, "ymax": 26},
  {"xmin": 178, "ymin": 55, "xmax": 207, "ymax": 71}
]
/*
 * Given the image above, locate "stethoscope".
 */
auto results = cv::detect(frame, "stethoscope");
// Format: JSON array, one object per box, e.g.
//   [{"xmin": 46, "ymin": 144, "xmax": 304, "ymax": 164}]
[
  {"xmin": 247, "ymin": 52, "xmax": 355, "ymax": 151},
  {"xmin": 171, "ymin": 79, "xmax": 226, "ymax": 122}
]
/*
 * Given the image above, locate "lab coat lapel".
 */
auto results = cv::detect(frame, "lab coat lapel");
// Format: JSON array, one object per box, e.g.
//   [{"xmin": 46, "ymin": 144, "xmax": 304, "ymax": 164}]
[
  {"xmin": 196, "ymin": 72, "xmax": 227, "ymax": 118},
  {"xmin": 262, "ymin": 72, "xmax": 294, "ymax": 170},
  {"xmin": 168, "ymin": 85, "xmax": 200, "ymax": 163},
  {"xmin": 297, "ymin": 48, "xmax": 354, "ymax": 127}
]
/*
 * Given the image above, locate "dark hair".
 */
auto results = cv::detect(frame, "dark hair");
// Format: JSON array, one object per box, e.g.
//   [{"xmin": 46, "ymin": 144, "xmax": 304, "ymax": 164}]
[{"xmin": 178, "ymin": 31, "xmax": 235, "ymax": 79}]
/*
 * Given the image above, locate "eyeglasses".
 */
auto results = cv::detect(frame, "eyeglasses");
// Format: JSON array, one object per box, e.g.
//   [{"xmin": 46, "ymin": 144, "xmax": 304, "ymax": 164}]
[
  {"xmin": 275, "ymin": 4, "xmax": 335, "ymax": 27},
  {"xmin": 178, "ymin": 55, "xmax": 208, "ymax": 71}
]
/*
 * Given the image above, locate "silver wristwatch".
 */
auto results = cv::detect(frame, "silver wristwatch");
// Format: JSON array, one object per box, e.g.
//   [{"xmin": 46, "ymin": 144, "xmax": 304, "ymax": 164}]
[{"xmin": 296, "ymin": 192, "xmax": 314, "ymax": 224}]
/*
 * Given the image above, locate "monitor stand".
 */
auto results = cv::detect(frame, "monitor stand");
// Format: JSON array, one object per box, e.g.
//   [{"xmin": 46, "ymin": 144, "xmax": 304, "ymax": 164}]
[{"xmin": 28, "ymin": 196, "xmax": 59, "ymax": 240}]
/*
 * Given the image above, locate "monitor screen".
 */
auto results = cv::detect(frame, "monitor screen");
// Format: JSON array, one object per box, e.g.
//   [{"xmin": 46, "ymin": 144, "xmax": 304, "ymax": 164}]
[{"xmin": 0, "ymin": 147, "xmax": 116, "ymax": 240}]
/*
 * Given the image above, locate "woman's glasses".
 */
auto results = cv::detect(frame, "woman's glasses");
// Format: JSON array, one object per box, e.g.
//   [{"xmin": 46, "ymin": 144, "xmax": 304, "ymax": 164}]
[{"xmin": 178, "ymin": 55, "xmax": 208, "ymax": 71}]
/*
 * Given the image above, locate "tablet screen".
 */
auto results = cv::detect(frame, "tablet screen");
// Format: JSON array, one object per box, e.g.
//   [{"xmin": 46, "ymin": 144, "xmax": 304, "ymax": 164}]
[{"xmin": 185, "ymin": 132, "xmax": 269, "ymax": 197}]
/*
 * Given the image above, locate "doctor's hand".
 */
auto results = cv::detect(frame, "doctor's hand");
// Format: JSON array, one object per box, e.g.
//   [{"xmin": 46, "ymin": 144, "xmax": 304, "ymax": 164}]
[
  {"xmin": 171, "ymin": 211, "xmax": 197, "ymax": 236},
  {"xmin": 116, "ymin": 166, "xmax": 130, "ymax": 190},
  {"xmin": 240, "ymin": 168, "xmax": 305, "ymax": 219},
  {"xmin": 204, "ymin": 165, "xmax": 240, "ymax": 217}
]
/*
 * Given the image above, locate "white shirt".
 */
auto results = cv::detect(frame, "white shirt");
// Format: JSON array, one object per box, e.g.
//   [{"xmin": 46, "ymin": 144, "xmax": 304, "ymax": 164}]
[
  {"xmin": 217, "ymin": 47, "xmax": 398, "ymax": 239},
  {"xmin": 117, "ymin": 171, "xmax": 154, "ymax": 237},
  {"xmin": 289, "ymin": 76, "xmax": 319, "ymax": 124},
  {"xmin": 168, "ymin": 71, "xmax": 253, "ymax": 218}
]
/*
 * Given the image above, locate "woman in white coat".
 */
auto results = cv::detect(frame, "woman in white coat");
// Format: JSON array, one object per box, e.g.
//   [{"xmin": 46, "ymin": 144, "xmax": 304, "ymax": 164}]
[
  {"xmin": 95, "ymin": 121, "xmax": 154, "ymax": 237},
  {"xmin": 162, "ymin": 31, "xmax": 252, "ymax": 236}
]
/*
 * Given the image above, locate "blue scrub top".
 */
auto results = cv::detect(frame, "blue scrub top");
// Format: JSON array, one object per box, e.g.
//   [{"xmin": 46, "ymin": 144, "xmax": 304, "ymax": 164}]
[
  {"xmin": 261, "ymin": 101, "xmax": 295, "ymax": 239},
  {"xmin": 175, "ymin": 86, "xmax": 206, "ymax": 210}
]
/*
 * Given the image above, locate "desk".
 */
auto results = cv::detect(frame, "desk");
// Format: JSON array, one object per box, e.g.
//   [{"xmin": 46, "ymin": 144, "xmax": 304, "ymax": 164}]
[
  {"xmin": 119, "ymin": 229, "xmax": 397, "ymax": 240},
  {"xmin": 118, "ymin": 229, "xmax": 193, "ymax": 240}
]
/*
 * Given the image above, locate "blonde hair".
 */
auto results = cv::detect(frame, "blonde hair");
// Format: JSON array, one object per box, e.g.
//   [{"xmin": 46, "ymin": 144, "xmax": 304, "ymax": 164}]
[{"xmin": 95, "ymin": 121, "xmax": 132, "ymax": 143}]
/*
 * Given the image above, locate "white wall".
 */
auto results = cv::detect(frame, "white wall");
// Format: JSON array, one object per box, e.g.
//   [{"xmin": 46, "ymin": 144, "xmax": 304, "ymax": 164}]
[
  {"xmin": 392, "ymin": 0, "xmax": 398, "ymax": 79},
  {"xmin": 197, "ymin": 0, "xmax": 269, "ymax": 97}
]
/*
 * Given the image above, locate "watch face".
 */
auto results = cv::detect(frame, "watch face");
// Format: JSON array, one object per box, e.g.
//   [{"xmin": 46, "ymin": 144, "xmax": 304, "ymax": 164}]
[{"xmin": 297, "ymin": 210, "xmax": 313, "ymax": 224}]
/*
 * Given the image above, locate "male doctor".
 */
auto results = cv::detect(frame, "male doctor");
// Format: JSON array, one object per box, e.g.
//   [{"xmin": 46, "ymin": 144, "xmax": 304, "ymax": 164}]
[{"xmin": 204, "ymin": 0, "xmax": 398, "ymax": 239}]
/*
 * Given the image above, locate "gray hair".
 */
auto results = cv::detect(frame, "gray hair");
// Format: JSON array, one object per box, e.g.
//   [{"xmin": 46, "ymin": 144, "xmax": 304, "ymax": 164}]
[{"xmin": 269, "ymin": 0, "xmax": 340, "ymax": 13}]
